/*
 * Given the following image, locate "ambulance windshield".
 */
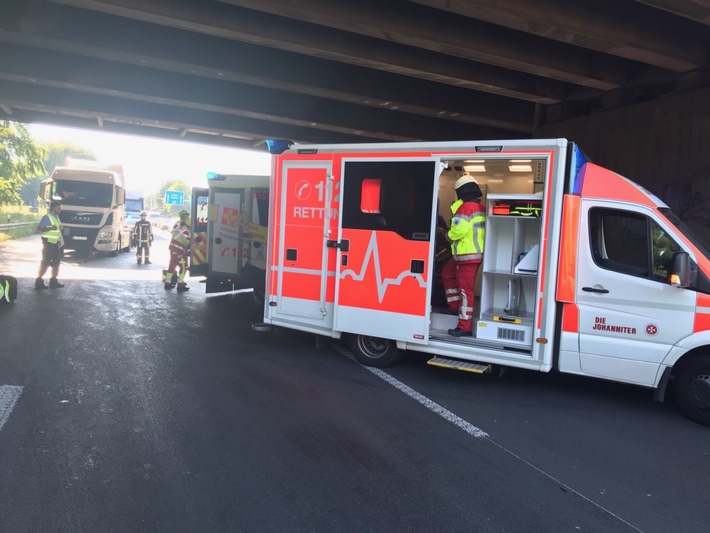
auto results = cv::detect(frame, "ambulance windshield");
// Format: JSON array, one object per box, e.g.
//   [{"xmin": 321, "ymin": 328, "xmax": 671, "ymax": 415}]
[{"xmin": 660, "ymin": 208, "xmax": 710, "ymax": 260}]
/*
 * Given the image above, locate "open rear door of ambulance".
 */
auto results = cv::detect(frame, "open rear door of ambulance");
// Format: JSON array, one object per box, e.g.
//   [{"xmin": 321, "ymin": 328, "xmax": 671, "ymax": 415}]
[
  {"xmin": 190, "ymin": 187, "xmax": 208, "ymax": 276},
  {"xmin": 332, "ymin": 158, "xmax": 442, "ymax": 346}
]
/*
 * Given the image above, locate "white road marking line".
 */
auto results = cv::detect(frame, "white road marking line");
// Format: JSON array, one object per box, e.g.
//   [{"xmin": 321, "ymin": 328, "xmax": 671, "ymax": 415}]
[
  {"xmin": 332, "ymin": 344, "xmax": 488, "ymax": 438},
  {"xmin": 333, "ymin": 343, "xmax": 644, "ymax": 533},
  {"xmin": 57, "ymin": 281, "xmax": 80, "ymax": 299},
  {"xmin": 0, "ymin": 385, "xmax": 23, "ymax": 432}
]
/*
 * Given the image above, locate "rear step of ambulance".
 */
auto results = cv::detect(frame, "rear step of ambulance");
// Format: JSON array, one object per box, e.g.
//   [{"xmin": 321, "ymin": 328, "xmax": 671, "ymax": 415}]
[{"xmin": 427, "ymin": 357, "xmax": 492, "ymax": 374}]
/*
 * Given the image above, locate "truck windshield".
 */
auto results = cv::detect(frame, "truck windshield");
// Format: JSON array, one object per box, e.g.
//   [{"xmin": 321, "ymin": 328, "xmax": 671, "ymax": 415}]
[
  {"xmin": 53, "ymin": 179, "xmax": 113, "ymax": 208},
  {"xmin": 660, "ymin": 208, "xmax": 710, "ymax": 260}
]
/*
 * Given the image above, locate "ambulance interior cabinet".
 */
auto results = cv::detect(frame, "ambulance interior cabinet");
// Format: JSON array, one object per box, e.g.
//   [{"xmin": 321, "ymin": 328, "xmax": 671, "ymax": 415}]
[{"xmin": 477, "ymin": 194, "xmax": 542, "ymax": 346}]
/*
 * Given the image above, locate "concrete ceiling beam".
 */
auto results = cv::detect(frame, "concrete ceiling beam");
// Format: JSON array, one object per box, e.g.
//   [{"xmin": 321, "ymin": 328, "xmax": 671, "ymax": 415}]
[
  {"xmin": 1, "ymin": 0, "xmax": 544, "ymax": 124},
  {"xmin": 0, "ymin": 43, "xmax": 525, "ymax": 140},
  {"xmin": 44, "ymin": 0, "xmax": 620, "ymax": 92},
  {"xmin": 634, "ymin": 0, "xmax": 710, "ymax": 25},
  {"xmin": 410, "ymin": 0, "xmax": 707, "ymax": 70},
  {"xmin": 217, "ymin": 0, "xmax": 672, "ymax": 88},
  {"xmin": 0, "ymin": 79, "xmax": 389, "ymax": 145}
]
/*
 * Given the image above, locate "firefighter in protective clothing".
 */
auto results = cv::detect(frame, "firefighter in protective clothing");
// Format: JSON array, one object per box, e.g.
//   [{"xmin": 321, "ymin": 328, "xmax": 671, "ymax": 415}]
[
  {"xmin": 132, "ymin": 211, "xmax": 153, "ymax": 264},
  {"xmin": 442, "ymin": 175, "xmax": 486, "ymax": 337},
  {"xmin": 163, "ymin": 209, "xmax": 191, "ymax": 291}
]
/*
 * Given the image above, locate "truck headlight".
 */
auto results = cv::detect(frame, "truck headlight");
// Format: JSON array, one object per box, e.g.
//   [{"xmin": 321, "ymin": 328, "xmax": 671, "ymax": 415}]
[{"xmin": 99, "ymin": 229, "xmax": 113, "ymax": 239}]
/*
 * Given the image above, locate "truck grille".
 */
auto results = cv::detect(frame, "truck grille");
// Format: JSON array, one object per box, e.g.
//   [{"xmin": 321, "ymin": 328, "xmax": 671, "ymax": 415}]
[{"xmin": 60, "ymin": 212, "xmax": 104, "ymax": 225}]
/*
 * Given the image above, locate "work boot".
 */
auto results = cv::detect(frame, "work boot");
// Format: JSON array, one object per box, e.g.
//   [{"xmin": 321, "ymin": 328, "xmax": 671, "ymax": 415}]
[
  {"xmin": 145, "ymin": 259, "xmax": 151, "ymax": 265},
  {"xmin": 164, "ymin": 282, "xmax": 174, "ymax": 290},
  {"xmin": 137, "ymin": 258, "xmax": 142, "ymax": 264},
  {"xmin": 176, "ymin": 283, "xmax": 190, "ymax": 292},
  {"xmin": 448, "ymin": 327, "xmax": 471, "ymax": 337},
  {"xmin": 49, "ymin": 278, "xmax": 65, "ymax": 289},
  {"xmin": 35, "ymin": 278, "xmax": 48, "ymax": 290}
]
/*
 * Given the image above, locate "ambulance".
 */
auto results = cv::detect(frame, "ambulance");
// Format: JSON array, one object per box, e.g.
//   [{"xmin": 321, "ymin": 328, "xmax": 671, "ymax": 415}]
[
  {"xmin": 191, "ymin": 174, "xmax": 270, "ymax": 297},
  {"xmin": 261, "ymin": 138, "xmax": 710, "ymax": 426}
]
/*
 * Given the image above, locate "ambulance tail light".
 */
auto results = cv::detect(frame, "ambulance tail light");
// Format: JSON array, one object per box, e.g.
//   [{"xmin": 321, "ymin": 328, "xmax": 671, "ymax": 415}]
[{"xmin": 669, "ymin": 251, "xmax": 691, "ymax": 288}]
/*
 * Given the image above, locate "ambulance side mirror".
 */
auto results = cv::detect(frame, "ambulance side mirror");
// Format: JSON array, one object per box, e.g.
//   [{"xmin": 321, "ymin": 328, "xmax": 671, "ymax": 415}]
[{"xmin": 669, "ymin": 251, "xmax": 691, "ymax": 288}]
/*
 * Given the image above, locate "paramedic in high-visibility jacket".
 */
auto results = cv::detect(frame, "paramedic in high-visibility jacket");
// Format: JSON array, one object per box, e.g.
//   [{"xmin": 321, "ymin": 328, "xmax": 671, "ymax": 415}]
[
  {"xmin": 35, "ymin": 200, "xmax": 65, "ymax": 290},
  {"xmin": 163, "ymin": 210, "xmax": 191, "ymax": 292},
  {"xmin": 442, "ymin": 175, "xmax": 485, "ymax": 337}
]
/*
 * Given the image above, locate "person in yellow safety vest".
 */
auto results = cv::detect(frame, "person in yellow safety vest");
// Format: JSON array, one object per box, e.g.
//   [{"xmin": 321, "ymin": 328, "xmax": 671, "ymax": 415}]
[
  {"xmin": 163, "ymin": 209, "xmax": 191, "ymax": 292},
  {"xmin": 35, "ymin": 200, "xmax": 65, "ymax": 290},
  {"xmin": 441, "ymin": 175, "xmax": 486, "ymax": 337},
  {"xmin": 132, "ymin": 211, "xmax": 154, "ymax": 265}
]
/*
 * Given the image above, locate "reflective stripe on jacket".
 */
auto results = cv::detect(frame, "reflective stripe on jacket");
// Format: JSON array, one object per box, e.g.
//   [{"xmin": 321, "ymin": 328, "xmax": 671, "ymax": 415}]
[
  {"xmin": 169, "ymin": 224, "xmax": 190, "ymax": 256},
  {"xmin": 448, "ymin": 199, "xmax": 485, "ymax": 263},
  {"xmin": 41, "ymin": 214, "xmax": 62, "ymax": 244}
]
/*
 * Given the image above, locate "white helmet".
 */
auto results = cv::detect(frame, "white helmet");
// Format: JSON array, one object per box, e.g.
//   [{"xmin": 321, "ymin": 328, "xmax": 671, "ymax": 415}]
[{"xmin": 455, "ymin": 174, "xmax": 477, "ymax": 189}]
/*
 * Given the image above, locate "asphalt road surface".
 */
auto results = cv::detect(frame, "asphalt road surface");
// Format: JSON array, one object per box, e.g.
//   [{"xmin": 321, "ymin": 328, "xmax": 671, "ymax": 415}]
[{"xmin": 0, "ymin": 233, "xmax": 709, "ymax": 533}]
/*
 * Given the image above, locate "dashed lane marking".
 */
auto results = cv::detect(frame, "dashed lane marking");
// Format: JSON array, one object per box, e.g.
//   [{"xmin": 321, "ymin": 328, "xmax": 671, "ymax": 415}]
[{"xmin": 0, "ymin": 385, "xmax": 23, "ymax": 432}]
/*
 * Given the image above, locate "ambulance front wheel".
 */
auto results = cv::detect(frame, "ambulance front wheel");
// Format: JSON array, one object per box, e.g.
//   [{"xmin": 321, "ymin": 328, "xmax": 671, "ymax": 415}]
[
  {"xmin": 675, "ymin": 355, "xmax": 710, "ymax": 427},
  {"xmin": 348, "ymin": 334, "xmax": 399, "ymax": 368}
]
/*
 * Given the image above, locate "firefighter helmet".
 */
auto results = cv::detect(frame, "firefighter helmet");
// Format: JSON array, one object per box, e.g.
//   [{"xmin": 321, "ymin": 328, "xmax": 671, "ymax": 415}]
[
  {"xmin": 454, "ymin": 174, "xmax": 477, "ymax": 189},
  {"xmin": 179, "ymin": 209, "xmax": 189, "ymax": 217}
]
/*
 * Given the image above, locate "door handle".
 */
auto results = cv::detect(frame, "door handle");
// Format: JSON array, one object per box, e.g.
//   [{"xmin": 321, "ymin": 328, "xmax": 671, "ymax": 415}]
[{"xmin": 582, "ymin": 286, "xmax": 609, "ymax": 294}]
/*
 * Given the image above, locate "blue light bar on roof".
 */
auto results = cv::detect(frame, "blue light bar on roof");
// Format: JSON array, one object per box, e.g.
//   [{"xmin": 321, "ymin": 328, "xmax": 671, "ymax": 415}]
[
  {"xmin": 206, "ymin": 172, "xmax": 224, "ymax": 181},
  {"xmin": 266, "ymin": 139, "xmax": 293, "ymax": 155}
]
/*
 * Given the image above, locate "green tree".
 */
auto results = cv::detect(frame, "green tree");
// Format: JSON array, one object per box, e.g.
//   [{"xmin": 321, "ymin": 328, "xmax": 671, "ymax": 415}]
[
  {"xmin": 19, "ymin": 142, "xmax": 96, "ymax": 206},
  {"xmin": 0, "ymin": 121, "xmax": 45, "ymax": 205}
]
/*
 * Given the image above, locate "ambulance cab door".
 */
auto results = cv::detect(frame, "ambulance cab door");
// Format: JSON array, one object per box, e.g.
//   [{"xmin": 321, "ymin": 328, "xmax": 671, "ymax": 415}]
[
  {"xmin": 575, "ymin": 200, "xmax": 696, "ymax": 386},
  {"xmin": 333, "ymin": 158, "xmax": 441, "ymax": 344}
]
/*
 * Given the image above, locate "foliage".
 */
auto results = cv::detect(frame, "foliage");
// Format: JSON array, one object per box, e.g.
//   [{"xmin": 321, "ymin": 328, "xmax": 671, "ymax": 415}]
[
  {"xmin": 0, "ymin": 204, "xmax": 43, "ymax": 242},
  {"xmin": 0, "ymin": 121, "xmax": 45, "ymax": 206},
  {"xmin": 19, "ymin": 141, "xmax": 96, "ymax": 206},
  {"xmin": 150, "ymin": 180, "xmax": 192, "ymax": 216},
  {"xmin": 42, "ymin": 141, "xmax": 96, "ymax": 174}
]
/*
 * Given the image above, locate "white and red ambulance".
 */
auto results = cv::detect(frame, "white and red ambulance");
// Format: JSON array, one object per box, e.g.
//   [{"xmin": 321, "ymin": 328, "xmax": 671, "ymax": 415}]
[
  {"xmin": 191, "ymin": 174, "xmax": 270, "ymax": 297},
  {"xmin": 260, "ymin": 138, "xmax": 710, "ymax": 426}
]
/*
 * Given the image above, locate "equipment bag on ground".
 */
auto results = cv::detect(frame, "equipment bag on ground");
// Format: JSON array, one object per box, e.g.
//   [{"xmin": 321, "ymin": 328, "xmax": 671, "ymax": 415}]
[{"xmin": 0, "ymin": 274, "xmax": 18, "ymax": 303}]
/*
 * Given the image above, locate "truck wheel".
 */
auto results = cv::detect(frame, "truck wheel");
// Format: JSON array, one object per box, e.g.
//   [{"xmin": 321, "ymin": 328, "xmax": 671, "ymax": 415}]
[
  {"xmin": 348, "ymin": 334, "xmax": 399, "ymax": 368},
  {"xmin": 674, "ymin": 355, "xmax": 710, "ymax": 426},
  {"xmin": 108, "ymin": 240, "xmax": 119, "ymax": 257}
]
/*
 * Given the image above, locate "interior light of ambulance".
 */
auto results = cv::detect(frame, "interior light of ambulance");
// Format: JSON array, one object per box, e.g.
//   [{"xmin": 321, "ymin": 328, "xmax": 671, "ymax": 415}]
[{"xmin": 361, "ymin": 179, "xmax": 382, "ymax": 214}]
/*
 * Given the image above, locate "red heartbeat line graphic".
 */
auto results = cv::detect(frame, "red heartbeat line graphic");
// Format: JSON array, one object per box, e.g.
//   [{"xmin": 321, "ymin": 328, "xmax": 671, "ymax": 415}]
[{"xmin": 341, "ymin": 232, "xmax": 426, "ymax": 303}]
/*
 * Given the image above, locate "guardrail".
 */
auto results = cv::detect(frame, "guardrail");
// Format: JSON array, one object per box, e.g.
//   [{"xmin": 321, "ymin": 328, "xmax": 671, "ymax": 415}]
[{"xmin": 0, "ymin": 222, "xmax": 36, "ymax": 231}]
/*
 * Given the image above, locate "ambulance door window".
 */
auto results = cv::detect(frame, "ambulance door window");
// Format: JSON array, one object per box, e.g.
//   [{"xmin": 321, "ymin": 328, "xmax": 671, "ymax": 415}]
[
  {"xmin": 342, "ymin": 161, "xmax": 434, "ymax": 241},
  {"xmin": 589, "ymin": 208, "xmax": 682, "ymax": 284}
]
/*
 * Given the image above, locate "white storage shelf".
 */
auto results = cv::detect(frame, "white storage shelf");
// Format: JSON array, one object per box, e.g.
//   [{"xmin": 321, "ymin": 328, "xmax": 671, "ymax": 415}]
[{"xmin": 478, "ymin": 194, "xmax": 542, "ymax": 345}]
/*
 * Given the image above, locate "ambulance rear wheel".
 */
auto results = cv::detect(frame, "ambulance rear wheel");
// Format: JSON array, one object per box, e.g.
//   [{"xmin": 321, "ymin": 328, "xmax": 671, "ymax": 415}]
[
  {"xmin": 348, "ymin": 334, "xmax": 399, "ymax": 368},
  {"xmin": 675, "ymin": 355, "xmax": 710, "ymax": 427}
]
